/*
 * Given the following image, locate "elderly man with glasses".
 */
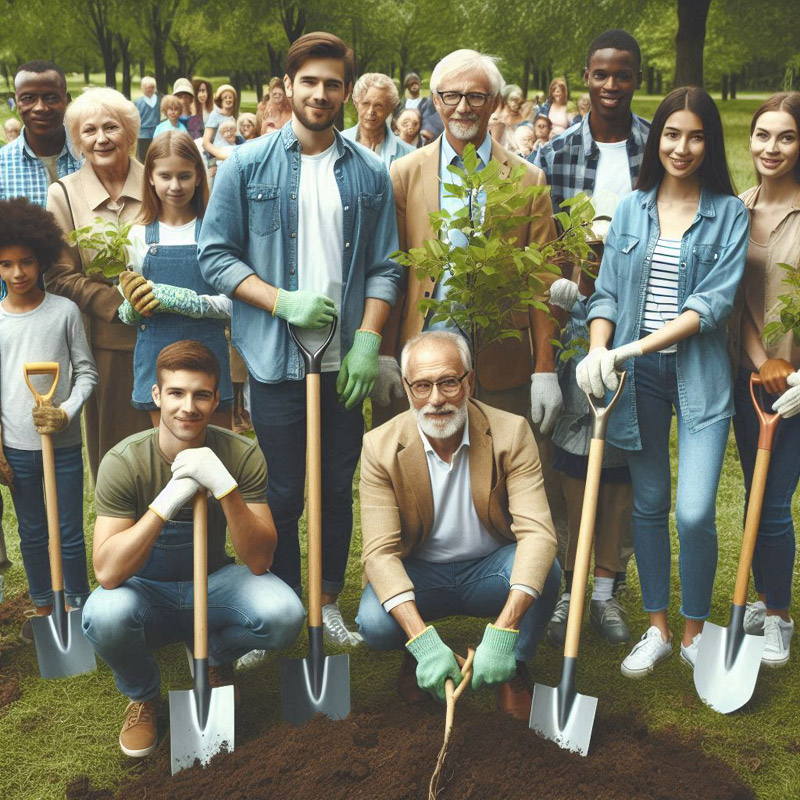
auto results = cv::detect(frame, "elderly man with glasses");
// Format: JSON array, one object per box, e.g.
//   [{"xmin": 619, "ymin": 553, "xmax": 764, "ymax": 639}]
[{"xmin": 356, "ymin": 330, "xmax": 560, "ymax": 719}]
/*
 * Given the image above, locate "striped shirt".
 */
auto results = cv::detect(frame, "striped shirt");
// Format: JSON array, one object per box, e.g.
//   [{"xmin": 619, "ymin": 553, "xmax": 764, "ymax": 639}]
[{"xmin": 643, "ymin": 238, "xmax": 681, "ymax": 352}]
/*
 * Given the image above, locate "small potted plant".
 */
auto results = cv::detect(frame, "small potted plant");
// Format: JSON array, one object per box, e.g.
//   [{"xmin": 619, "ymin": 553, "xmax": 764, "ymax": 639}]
[{"xmin": 68, "ymin": 217, "xmax": 133, "ymax": 280}]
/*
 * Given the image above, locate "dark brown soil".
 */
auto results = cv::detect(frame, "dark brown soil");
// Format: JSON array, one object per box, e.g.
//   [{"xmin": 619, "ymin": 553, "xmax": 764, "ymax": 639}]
[
  {"xmin": 0, "ymin": 593, "xmax": 29, "ymax": 710},
  {"xmin": 84, "ymin": 703, "xmax": 754, "ymax": 800},
  {"xmin": 0, "ymin": 592, "xmax": 29, "ymax": 628}
]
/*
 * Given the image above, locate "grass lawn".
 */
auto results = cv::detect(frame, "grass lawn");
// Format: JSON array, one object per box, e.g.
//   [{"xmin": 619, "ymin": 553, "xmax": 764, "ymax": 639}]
[{"xmin": 1, "ymin": 97, "xmax": 798, "ymax": 799}]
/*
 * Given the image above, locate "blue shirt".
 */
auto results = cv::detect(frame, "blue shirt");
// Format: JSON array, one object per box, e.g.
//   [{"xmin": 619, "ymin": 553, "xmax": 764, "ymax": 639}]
[
  {"xmin": 340, "ymin": 122, "xmax": 415, "ymax": 170},
  {"xmin": 587, "ymin": 185, "xmax": 750, "ymax": 450},
  {"xmin": 134, "ymin": 95, "xmax": 161, "ymax": 139},
  {"xmin": 0, "ymin": 128, "xmax": 82, "ymax": 206},
  {"xmin": 198, "ymin": 122, "xmax": 402, "ymax": 384},
  {"xmin": 153, "ymin": 119, "xmax": 188, "ymax": 138}
]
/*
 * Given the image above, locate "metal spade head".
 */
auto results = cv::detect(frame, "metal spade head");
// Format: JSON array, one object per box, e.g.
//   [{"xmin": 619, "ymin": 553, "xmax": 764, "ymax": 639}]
[
  {"xmin": 31, "ymin": 598, "xmax": 96, "ymax": 679},
  {"xmin": 529, "ymin": 658, "xmax": 597, "ymax": 757},
  {"xmin": 694, "ymin": 605, "xmax": 765, "ymax": 714},
  {"xmin": 280, "ymin": 628, "xmax": 350, "ymax": 725}
]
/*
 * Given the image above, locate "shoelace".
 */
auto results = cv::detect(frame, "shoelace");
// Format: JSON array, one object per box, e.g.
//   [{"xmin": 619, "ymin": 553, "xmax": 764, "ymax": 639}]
[
  {"xmin": 632, "ymin": 630, "xmax": 666, "ymax": 657},
  {"xmin": 764, "ymin": 619, "xmax": 785, "ymax": 654},
  {"xmin": 600, "ymin": 600, "xmax": 626, "ymax": 623},
  {"xmin": 324, "ymin": 610, "xmax": 355, "ymax": 642},
  {"xmin": 125, "ymin": 702, "xmax": 154, "ymax": 729}
]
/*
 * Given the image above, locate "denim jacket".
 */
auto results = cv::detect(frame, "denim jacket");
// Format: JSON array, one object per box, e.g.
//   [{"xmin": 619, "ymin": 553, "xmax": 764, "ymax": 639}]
[
  {"xmin": 587, "ymin": 185, "xmax": 749, "ymax": 451},
  {"xmin": 198, "ymin": 123, "xmax": 402, "ymax": 383}
]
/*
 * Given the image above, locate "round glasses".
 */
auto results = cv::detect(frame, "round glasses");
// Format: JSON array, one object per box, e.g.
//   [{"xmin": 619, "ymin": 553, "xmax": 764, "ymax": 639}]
[{"xmin": 404, "ymin": 372, "xmax": 469, "ymax": 400}]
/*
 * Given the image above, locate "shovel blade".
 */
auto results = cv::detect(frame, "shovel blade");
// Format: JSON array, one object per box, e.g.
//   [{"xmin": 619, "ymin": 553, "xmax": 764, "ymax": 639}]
[
  {"xmin": 280, "ymin": 652, "xmax": 350, "ymax": 725},
  {"xmin": 529, "ymin": 682, "xmax": 597, "ymax": 757},
  {"xmin": 32, "ymin": 608, "xmax": 96, "ymax": 679},
  {"xmin": 169, "ymin": 684, "xmax": 235, "ymax": 775},
  {"xmin": 694, "ymin": 615, "xmax": 765, "ymax": 714}
]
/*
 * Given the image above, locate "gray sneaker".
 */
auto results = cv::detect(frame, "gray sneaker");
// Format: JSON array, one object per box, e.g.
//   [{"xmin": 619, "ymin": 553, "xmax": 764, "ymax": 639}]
[
  {"xmin": 743, "ymin": 601, "xmax": 766, "ymax": 635},
  {"xmin": 547, "ymin": 594, "xmax": 570, "ymax": 647},
  {"xmin": 590, "ymin": 597, "xmax": 631, "ymax": 644},
  {"xmin": 322, "ymin": 603, "xmax": 363, "ymax": 647}
]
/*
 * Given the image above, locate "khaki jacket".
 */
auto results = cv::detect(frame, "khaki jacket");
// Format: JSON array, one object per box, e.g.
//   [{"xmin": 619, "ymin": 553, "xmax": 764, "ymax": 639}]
[
  {"xmin": 360, "ymin": 399, "xmax": 557, "ymax": 604},
  {"xmin": 385, "ymin": 137, "xmax": 557, "ymax": 390},
  {"xmin": 46, "ymin": 160, "xmax": 144, "ymax": 351}
]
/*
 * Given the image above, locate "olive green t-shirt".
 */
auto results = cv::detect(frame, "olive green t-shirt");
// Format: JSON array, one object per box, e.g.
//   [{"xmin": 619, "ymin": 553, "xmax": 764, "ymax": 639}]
[{"xmin": 94, "ymin": 426, "xmax": 268, "ymax": 575}]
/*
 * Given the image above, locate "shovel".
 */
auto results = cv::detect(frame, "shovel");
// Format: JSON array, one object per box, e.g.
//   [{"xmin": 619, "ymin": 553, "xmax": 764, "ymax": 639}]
[
  {"xmin": 693, "ymin": 373, "xmax": 776, "ymax": 714},
  {"xmin": 530, "ymin": 372, "xmax": 627, "ymax": 756},
  {"xmin": 23, "ymin": 362, "xmax": 96, "ymax": 680},
  {"xmin": 280, "ymin": 319, "xmax": 351, "ymax": 725},
  {"xmin": 169, "ymin": 492, "xmax": 235, "ymax": 774}
]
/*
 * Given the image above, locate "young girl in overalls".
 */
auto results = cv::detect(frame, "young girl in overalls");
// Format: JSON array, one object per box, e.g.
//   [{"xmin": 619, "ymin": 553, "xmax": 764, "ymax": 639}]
[{"xmin": 117, "ymin": 130, "xmax": 233, "ymax": 427}]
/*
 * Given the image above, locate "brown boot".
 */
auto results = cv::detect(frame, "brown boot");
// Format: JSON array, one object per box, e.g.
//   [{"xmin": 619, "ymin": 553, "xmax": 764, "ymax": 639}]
[
  {"xmin": 397, "ymin": 651, "xmax": 429, "ymax": 704},
  {"xmin": 209, "ymin": 662, "xmax": 241, "ymax": 709},
  {"xmin": 495, "ymin": 662, "xmax": 533, "ymax": 721},
  {"xmin": 119, "ymin": 700, "xmax": 158, "ymax": 758}
]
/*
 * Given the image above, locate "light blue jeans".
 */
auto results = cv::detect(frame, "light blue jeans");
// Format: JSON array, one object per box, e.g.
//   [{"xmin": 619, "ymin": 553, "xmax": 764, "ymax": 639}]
[
  {"xmin": 356, "ymin": 545, "xmax": 561, "ymax": 661},
  {"xmin": 82, "ymin": 564, "xmax": 305, "ymax": 701},
  {"xmin": 625, "ymin": 352, "xmax": 729, "ymax": 619}
]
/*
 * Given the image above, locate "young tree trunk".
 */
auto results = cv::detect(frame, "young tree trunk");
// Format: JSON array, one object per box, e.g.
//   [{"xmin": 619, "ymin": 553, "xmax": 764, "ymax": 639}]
[
  {"xmin": 83, "ymin": 59, "xmax": 91, "ymax": 85},
  {"xmin": 721, "ymin": 73, "xmax": 729, "ymax": 101},
  {"xmin": 646, "ymin": 64, "xmax": 655, "ymax": 95},
  {"xmin": 521, "ymin": 56, "xmax": 530, "ymax": 97},
  {"xmin": 674, "ymin": 0, "xmax": 711, "ymax": 87},
  {"xmin": 656, "ymin": 70, "xmax": 663, "ymax": 95},
  {"xmin": 730, "ymin": 73, "xmax": 737, "ymax": 99}
]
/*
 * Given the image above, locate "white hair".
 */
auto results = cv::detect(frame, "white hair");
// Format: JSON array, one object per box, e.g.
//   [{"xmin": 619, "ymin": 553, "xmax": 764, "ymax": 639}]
[
  {"xmin": 429, "ymin": 50, "xmax": 505, "ymax": 97},
  {"xmin": 141, "ymin": 76, "xmax": 156, "ymax": 89},
  {"xmin": 65, "ymin": 87, "xmax": 140, "ymax": 153},
  {"xmin": 352, "ymin": 72, "xmax": 399, "ymax": 107},
  {"xmin": 400, "ymin": 331, "xmax": 472, "ymax": 378}
]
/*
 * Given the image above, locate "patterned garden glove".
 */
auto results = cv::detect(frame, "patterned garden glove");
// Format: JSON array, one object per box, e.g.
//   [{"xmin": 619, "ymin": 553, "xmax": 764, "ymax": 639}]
[
  {"xmin": 371, "ymin": 356, "xmax": 405, "ymax": 407},
  {"xmin": 405, "ymin": 626, "xmax": 462, "ymax": 702},
  {"xmin": 31, "ymin": 401, "xmax": 69, "ymax": 435},
  {"xmin": 336, "ymin": 330, "xmax": 382, "ymax": 409},
  {"xmin": 272, "ymin": 288, "xmax": 336, "ymax": 329},
  {"xmin": 119, "ymin": 271, "xmax": 160, "ymax": 316},
  {"xmin": 773, "ymin": 371, "xmax": 800, "ymax": 419},
  {"xmin": 151, "ymin": 284, "xmax": 205, "ymax": 317},
  {"xmin": 471, "ymin": 624, "xmax": 519, "ymax": 691}
]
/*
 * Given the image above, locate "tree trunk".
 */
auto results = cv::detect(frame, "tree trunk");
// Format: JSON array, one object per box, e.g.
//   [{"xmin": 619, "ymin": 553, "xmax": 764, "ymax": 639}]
[
  {"xmin": 656, "ymin": 70, "xmax": 663, "ymax": 95},
  {"xmin": 104, "ymin": 55, "xmax": 118, "ymax": 89},
  {"xmin": 721, "ymin": 73, "xmax": 728, "ymax": 101},
  {"xmin": 83, "ymin": 59, "xmax": 91, "ymax": 85},
  {"xmin": 646, "ymin": 64, "xmax": 655, "ymax": 95},
  {"xmin": 674, "ymin": 0, "xmax": 711, "ymax": 87},
  {"xmin": 521, "ymin": 56, "xmax": 530, "ymax": 97},
  {"xmin": 140, "ymin": 59, "xmax": 145, "ymax": 79},
  {"xmin": 730, "ymin": 73, "xmax": 737, "ymax": 99}
]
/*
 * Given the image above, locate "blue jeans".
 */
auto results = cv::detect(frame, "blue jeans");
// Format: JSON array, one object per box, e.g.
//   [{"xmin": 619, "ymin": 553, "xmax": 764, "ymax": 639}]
[
  {"xmin": 732, "ymin": 367, "xmax": 800, "ymax": 610},
  {"xmin": 82, "ymin": 564, "xmax": 305, "ymax": 702},
  {"xmin": 249, "ymin": 372, "xmax": 364, "ymax": 596},
  {"xmin": 624, "ymin": 352, "xmax": 729, "ymax": 619},
  {"xmin": 356, "ymin": 545, "xmax": 561, "ymax": 661},
  {"xmin": 4, "ymin": 444, "xmax": 89, "ymax": 608}
]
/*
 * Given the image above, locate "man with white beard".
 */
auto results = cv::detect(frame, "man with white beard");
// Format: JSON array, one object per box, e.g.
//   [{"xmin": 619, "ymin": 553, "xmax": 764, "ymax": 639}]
[{"xmin": 356, "ymin": 331, "xmax": 560, "ymax": 719}]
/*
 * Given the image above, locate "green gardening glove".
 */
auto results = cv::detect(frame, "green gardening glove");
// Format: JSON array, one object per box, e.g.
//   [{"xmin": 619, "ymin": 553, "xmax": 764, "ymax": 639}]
[
  {"xmin": 336, "ymin": 329, "xmax": 381, "ymax": 409},
  {"xmin": 471, "ymin": 624, "xmax": 519, "ymax": 691},
  {"xmin": 272, "ymin": 288, "xmax": 337, "ymax": 329},
  {"xmin": 405, "ymin": 626, "xmax": 462, "ymax": 702}
]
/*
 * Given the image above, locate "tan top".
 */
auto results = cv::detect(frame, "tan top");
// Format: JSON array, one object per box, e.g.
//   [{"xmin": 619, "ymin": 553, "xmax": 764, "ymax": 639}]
[
  {"xmin": 45, "ymin": 159, "xmax": 145, "ymax": 351},
  {"xmin": 359, "ymin": 399, "xmax": 557, "ymax": 604}
]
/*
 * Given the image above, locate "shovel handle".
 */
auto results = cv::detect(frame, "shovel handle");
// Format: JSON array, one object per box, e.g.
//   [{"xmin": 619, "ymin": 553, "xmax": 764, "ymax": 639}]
[
  {"xmin": 586, "ymin": 370, "xmax": 627, "ymax": 440},
  {"xmin": 23, "ymin": 362, "xmax": 60, "ymax": 405},
  {"xmin": 749, "ymin": 374, "xmax": 781, "ymax": 451},
  {"xmin": 288, "ymin": 319, "xmax": 337, "ymax": 375},
  {"xmin": 193, "ymin": 492, "xmax": 209, "ymax": 660}
]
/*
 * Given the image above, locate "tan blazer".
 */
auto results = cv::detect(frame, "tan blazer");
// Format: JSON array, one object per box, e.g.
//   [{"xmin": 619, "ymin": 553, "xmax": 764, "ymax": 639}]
[
  {"xmin": 360, "ymin": 399, "xmax": 557, "ymax": 604},
  {"xmin": 385, "ymin": 137, "xmax": 557, "ymax": 390}
]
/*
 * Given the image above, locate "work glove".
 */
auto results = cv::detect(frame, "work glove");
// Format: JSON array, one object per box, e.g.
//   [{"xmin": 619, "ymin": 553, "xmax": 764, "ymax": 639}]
[
  {"xmin": 548, "ymin": 278, "xmax": 579, "ymax": 312},
  {"xmin": 405, "ymin": 626, "xmax": 462, "ymax": 702},
  {"xmin": 576, "ymin": 342, "xmax": 642, "ymax": 398},
  {"xmin": 370, "ymin": 356, "xmax": 405, "ymax": 408},
  {"xmin": 119, "ymin": 271, "xmax": 160, "ymax": 316},
  {"xmin": 336, "ymin": 330, "xmax": 382, "ymax": 410},
  {"xmin": 272, "ymin": 288, "xmax": 336, "ymax": 329},
  {"xmin": 31, "ymin": 401, "xmax": 70, "ymax": 435},
  {"xmin": 172, "ymin": 446, "xmax": 238, "ymax": 499},
  {"xmin": 149, "ymin": 475, "xmax": 202, "ymax": 521},
  {"xmin": 471, "ymin": 624, "xmax": 519, "ymax": 691},
  {"xmin": 773, "ymin": 371, "xmax": 800, "ymax": 419},
  {"xmin": 530, "ymin": 372, "xmax": 563, "ymax": 435}
]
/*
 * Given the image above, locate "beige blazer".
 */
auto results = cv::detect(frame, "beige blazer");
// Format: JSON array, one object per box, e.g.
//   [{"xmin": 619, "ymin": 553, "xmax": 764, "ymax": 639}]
[
  {"xmin": 360, "ymin": 399, "xmax": 557, "ymax": 604},
  {"xmin": 385, "ymin": 137, "xmax": 557, "ymax": 390},
  {"xmin": 46, "ymin": 159, "xmax": 144, "ymax": 351}
]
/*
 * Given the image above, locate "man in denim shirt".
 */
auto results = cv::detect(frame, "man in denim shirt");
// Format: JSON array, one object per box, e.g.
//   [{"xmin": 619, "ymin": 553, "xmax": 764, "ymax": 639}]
[{"xmin": 199, "ymin": 32, "xmax": 401, "ymax": 646}]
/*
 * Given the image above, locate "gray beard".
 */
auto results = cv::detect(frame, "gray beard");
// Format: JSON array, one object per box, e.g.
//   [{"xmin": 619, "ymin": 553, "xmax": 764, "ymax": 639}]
[{"xmin": 413, "ymin": 400, "xmax": 468, "ymax": 440}]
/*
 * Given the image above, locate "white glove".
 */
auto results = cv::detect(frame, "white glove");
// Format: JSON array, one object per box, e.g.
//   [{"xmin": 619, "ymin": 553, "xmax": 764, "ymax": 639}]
[
  {"xmin": 149, "ymin": 476, "xmax": 201, "ymax": 521},
  {"xmin": 773, "ymin": 371, "xmax": 800, "ymax": 419},
  {"xmin": 371, "ymin": 356, "xmax": 405, "ymax": 407},
  {"xmin": 576, "ymin": 342, "xmax": 642, "ymax": 398},
  {"xmin": 548, "ymin": 278, "xmax": 579, "ymax": 312},
  {"xmin": 530, "ymin": 372, "xmax": 563, "ymax": 435},
  {"xmin": 172, "ymin": 447, "xmax": 238, "ymax": 499}
]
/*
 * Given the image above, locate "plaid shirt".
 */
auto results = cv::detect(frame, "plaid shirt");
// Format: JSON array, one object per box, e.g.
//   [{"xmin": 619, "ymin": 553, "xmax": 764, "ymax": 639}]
[
  {"xmin": 531, "ymin": 112, "xmax": 650, "ymax": 212},
  {"xmin": 0, "ymin": 128, "xmax": 82, "ymax": 207}
]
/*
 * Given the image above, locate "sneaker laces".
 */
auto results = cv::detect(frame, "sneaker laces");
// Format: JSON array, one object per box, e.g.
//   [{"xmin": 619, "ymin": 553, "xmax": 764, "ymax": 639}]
[
  {"xmin": 322, "ymin": 604, "xmax": 363, "ymax": 645},
  {"xmin": 630, "ymin": 628, "xmax": 668, "ymax": 659},
  {"xmin": 551, "ymin": 595, "xmax": 570, "ymax": 623},
  {"xmin": 764, "ymin": 617, "xmax": 786, "ymax": 654},
  {"xmin": 744, "ymin": 602, "xmax": 765, "ymax": 627},
  {"xmin": 599, "ymin": 598, "xmax": 627, "ymax": 624},
  {"xmin": 124, "ymin": 701, "xmax": 154, "ymax": 730}
]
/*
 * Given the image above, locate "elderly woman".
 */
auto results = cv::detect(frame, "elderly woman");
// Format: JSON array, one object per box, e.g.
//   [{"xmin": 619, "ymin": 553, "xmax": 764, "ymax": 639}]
[
  {"xmin": 202, "ymin": 83, "xmax": 238, "ymax": 162},
  {"xmin": 341, "ymin": 72, "xmax": 414, "ymax": 168},
  {"xmin": 540, "ymin": 78, "xmax": 572, "ymax": 137},
  {"xmin": 256, "ymin": 77, "xmax": 292, "ymax": 135},
  {"xmin": 45, "ymin": 88, "xmax": 152, "ymax": 482},
  {"xmin": 395, "ymin": 107, "xmax": 423, "ymax": 148},
  {"xmin": 238, "ymin": 112, "xmax": 258, "ymax": 141}
]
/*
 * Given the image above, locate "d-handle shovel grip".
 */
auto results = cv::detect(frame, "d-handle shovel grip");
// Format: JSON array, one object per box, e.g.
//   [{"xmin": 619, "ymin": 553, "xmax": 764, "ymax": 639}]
[
  {"xmin": 23, "ymin": 362, "xmax": 60, "ymax": 405},
  {"xmin": 287, "ymin": 318, "xmax": 338, "ymax": 375},
  {"xmin": 750, "ymin": 374, "xmax": 781, "ymax": 451},
  {"xmin": 585, "ymin": 370, "xmax": 627, "ymax": 441}
]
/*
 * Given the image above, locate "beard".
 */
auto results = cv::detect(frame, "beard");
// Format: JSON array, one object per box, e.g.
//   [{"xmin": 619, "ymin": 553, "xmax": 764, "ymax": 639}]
[
  {"xmin": 290, "ymin": 95, "xmax": 338, "ymax": 133},
  {"xmin": 446, "ymin": 115, "xmax": 481, "ymax": 142},
  {"xmin": 413, "ymin": 399, "xmax": 468, "ymax": 441}
]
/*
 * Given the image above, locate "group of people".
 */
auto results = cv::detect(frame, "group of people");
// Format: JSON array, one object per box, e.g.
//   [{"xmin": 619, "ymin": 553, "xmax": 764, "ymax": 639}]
[{"xmin": 0, "ymin": 25, "xmax": 798, "ymax": 765}]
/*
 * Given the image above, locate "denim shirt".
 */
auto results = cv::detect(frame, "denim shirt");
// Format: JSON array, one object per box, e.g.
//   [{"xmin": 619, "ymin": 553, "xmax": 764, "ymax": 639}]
[
  {"xmin": 587, "ymin": 185, "xmax": 749, "ymax": 451},
  {"xmin": 198, "ymin": 122, "xmax": 402, "ymax": 383}
]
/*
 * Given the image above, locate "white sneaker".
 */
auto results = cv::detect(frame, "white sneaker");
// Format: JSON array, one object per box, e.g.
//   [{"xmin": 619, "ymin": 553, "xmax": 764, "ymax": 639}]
[
  {"xmin": 762, "ymin": 615, "xmax": 793, "ymax": 667},
  {"xmin": 322, "ymin": 603, "xmax": 363, "ymax": 647},
  {"xmin": 680, "ymin": 632, "xmax": 701, "ymax": 670},
  {"xmin": 236, "ymin": 649, "xmax": 268, "ymax": 671},
  {"xmin": 621, "ymin": 626, "xmax": 672, "ymax": 678},
  {"xmin": 743, "ymin": 601, "xmax": 766, "ymax": 635}
]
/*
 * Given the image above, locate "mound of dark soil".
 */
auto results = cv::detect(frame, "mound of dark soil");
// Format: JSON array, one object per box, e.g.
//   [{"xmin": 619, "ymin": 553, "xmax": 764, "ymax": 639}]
[{"xmin": 0, "ymin": 593, "xmax": 30, "ymax": 711}]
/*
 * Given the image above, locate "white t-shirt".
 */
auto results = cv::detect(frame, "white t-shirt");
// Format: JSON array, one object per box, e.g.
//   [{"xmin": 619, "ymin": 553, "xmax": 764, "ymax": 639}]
[
  {"xmin": 127, "ymin": 219, "xmax": 197, "ymax": 269},
  {"xmin": 591, "ymin": 139, "xmax": 632, "ymax": 239},
  {"xmin": 295, "ymin": 143, "xmax": 344, "ymax": 371}
]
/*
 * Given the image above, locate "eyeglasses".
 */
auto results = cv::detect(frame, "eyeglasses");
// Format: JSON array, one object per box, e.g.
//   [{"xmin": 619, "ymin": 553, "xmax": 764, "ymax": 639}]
[
  {"xmin": 405, "ymin": 372, "xmax": 469, "ymax": 400},
  {"xmin": 436, "ymin": 91, "xmax": 491, "ymax": 109}
]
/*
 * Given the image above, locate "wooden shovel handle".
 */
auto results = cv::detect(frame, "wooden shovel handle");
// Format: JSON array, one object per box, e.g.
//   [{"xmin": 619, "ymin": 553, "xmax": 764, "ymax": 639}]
[
  {"xmin": 23, "ymin": 362, "xmax": 60, "ymax": 405},
  {"xmin": 193, "ymin": 492, "xmax": 209, "ymax": 659},
  {"xmin": 749, "ymin": 374, "xmax": 781, "ymax": 451},
  {"xmin": 307, "ymin": 374, "xmax": 323, "ymax": 628}
]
